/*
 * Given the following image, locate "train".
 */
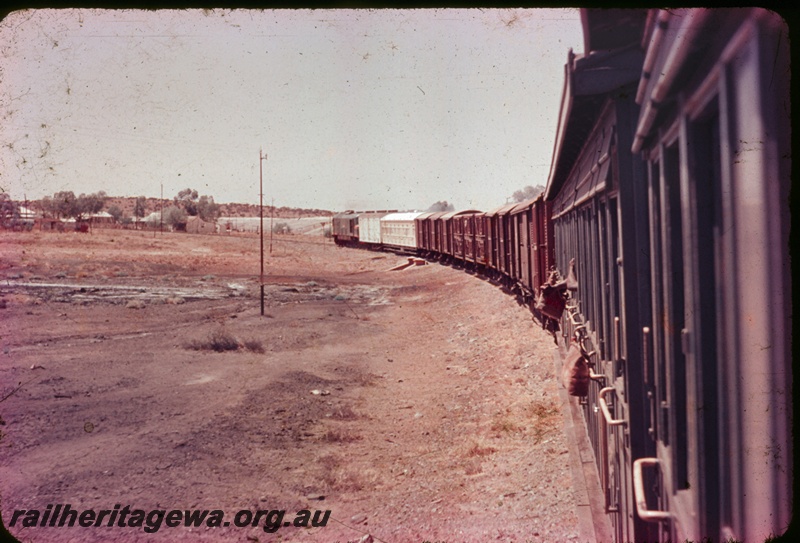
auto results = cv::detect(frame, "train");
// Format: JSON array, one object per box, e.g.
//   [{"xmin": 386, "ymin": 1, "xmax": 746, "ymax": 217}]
[{"xmin": 331, "ymin": 8, "xmax": 792, "ymax": 543}]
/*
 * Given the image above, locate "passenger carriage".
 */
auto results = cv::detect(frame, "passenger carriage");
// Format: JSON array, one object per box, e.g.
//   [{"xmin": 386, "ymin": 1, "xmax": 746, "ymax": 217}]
[
  {"xmin": 628, "ymin": 8, "xmax": 791, "ymax": 542},
  {"xmin": 547, "ymin": 8, "xmax": 791, "ymax": 542}
]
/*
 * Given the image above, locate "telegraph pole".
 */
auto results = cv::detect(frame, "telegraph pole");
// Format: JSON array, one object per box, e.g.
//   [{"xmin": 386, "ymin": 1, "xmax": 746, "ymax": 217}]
[
  {"xmin": 270, "ymin": 197, "xmax": 274, "ymax": 254},
  {"xmin": 259, "ymin": 149, "xmax": 266, "ymax": 316}
]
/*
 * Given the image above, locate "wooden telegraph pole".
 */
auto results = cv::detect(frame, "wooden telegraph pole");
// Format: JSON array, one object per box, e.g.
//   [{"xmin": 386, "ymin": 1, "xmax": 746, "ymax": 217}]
[
  {"xmin": 259, "ymin": 149, "xmax": 266, "ymax": 316},
  {"xmin": 270, "ymin": 197, "xmax": 274, "ymax": 254}
]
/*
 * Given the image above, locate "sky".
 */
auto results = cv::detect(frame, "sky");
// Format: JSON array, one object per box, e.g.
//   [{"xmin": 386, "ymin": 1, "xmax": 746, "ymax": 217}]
[{"xmin": 0, "ymin": 8, "xmax": 585, "ymax": 212}]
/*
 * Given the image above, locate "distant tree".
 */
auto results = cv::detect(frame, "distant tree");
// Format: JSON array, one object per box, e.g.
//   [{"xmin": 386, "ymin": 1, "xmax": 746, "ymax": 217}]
[
  {"xmin": 163, "ymin": 205, "xmax": 188, "ymax": 228},
  {"xmin": 511, "ymin": 185, "xmax": 545, "ymax": 203},
  {"xmin": 174, "ymin": 188, "xmax": 199, "ymax": 216},
  {"xmin": 0, "ymin": 193, "xmax": 20, "ymax": 229},
  {"xmin": 272, "ymin": 221, "xmax": 291, "ymax": 234},
  {"xmin": 174, "ymin": 188, "xmax": 221, "ymax": 222},
  {"xmin": 427, "ymin": 200, "xmax": 455, "ymax": 212},
  {"xmin": 133, "ymin": 196, "xmax": 147, "ymax": 219},
  {"xmin": 40, "ymin": 196, "xmax": 54, "ymax": 218},
  {"xmin": 75, "ymin": 191, "xmax": 107, "ymax": 219},
  {"xmin": 107, "ymin": 205, "xmax": 124, "ymax": 223},
  {"xmin": 51, "ymin": 191, "xmax": 78, "ymax": 219},
  {"xmin": 44, "ymin": 190, "xmax": 107, "ymax": 220},
  {"xmin": 196, "ymin": 195, "xmax": 220, "ymax": 222}
]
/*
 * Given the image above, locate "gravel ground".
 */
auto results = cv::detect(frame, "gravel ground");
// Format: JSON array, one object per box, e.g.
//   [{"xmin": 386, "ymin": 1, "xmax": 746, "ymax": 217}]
[{"xmin": 1, "ymin": 229, "xmax": 588, "ymax": 543}]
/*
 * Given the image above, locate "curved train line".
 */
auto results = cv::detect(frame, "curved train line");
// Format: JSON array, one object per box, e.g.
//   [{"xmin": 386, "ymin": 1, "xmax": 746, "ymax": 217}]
[{"xmin": 331, "ymin": 8, "xmax": 792, "ymax": 543}]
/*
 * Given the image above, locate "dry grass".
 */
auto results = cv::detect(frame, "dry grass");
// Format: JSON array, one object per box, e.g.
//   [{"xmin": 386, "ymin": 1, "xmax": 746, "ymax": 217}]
[
  {"xmin": 526, "ymin": 399, "xmax": 561, "ymax": 443},
  {"xmin": 328, "ymin": 405, "xmax": 360, "ymax": 421},
  {"xmin": 463, "ymin": 459, "xmax": 483, "ymax": 475},
  {"xmin": 526, "ymin": 400, "xmax": 560, "ymax": 420},
  {"xmin": 490, "ymin": 416, "xmax": 523, "ymax": 434},
  {"xmin": 184, "ymin": 331, "xmax": 265, "ymax": 354},
  {"xmin": 461, "ymin": 440, "xmax": 497, "ymax": 476},
  {"xmin": 320, "ymin": 429, "xmax": 362, "ymax": 443},
  {"xmin": 465, "ymin": 441, "xmax": 497, "ymax": 458},
  {"xmin": 331, "ymin": 366, "xmax": 379, "ymax": 387},
  {"xmin": 242, "ymin": 338, "xmax": 265, "ymax": 353},
  {"xmin": 185, "ymin": 330, "xmax": 240, "ymax": 352},
  {"xmin": 316, "ymin": 453, "xmax": 369, "ymax": 492}
]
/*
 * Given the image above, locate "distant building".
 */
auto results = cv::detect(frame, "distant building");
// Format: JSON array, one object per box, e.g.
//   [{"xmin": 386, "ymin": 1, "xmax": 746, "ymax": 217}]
[
  {"xmin": 18, "ymin": 206, "xmax": 38, "ymax": 220},
  {"xmin": 186, "ymin": 215, "xmax": 216, "ymax": 234},
  {"xmin": 88, "ymin": 211, "xmax": 115, "ymax": 226},
  {"xmin": 142, "ymin": 211, "xmax": 163, "ymax": 229}
]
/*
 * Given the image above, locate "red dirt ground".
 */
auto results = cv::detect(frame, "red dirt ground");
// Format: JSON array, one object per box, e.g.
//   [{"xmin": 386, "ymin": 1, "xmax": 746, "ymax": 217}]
[{"xmin": 0, "ymin": 228, "xmax": 582, "ymax": 543}]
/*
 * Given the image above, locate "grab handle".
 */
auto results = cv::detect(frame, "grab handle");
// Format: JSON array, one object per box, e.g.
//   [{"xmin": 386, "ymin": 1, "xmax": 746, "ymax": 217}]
[
  {"xmin": 579, "ymin": 334, "xmax": 596, "ymax": 359},
  {"xmin": 589, "ymin": 368, "xmax": 606, "ymax": 384},
  {"xmin": 633, "ymin": 458, "xmax": 671, "ymax": 522},
  {"xmin": 598, "ymin": 387, "xmax": 626, "ymax": 427}
]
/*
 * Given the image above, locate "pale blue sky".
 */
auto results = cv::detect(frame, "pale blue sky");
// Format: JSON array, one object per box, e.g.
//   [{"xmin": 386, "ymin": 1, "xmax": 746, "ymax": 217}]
[{"xmin": 0, "ymin": 8, "xmax": 584, "ymax": 211}]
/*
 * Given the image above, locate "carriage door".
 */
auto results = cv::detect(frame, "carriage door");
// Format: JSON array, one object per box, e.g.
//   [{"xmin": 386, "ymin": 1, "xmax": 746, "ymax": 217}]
[
  {"xmin": 601, "ymin": 194, "xmax": 638, "ymax": 543},
  {"xmin": 641, "ymin": 95, "xmax": 729, "ymax": 540},
  {"xmin": 641, "ymin": 139, "xmax": 692, "ymax": 540},
  {"xmin": 608, "ymin": 103, "xmax": 661, "ymax": 542},
  {"xmin": 680, "ymin": 96, "xmax": 729, "ymax": 540}
]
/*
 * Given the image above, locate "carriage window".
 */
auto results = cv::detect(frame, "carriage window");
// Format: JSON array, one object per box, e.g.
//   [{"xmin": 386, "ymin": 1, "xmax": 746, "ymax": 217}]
[
  {"xmin": 582, "ymin": 208, "xmax": 595, "ymax": 330},
  {"xmin": 663, "ymin": 140, "xmax": 688, "ymax": 489},
  {"xmin": 596, "ymin": 201, "xmax": 608, "ymax": 359},
  {"xmin": 593, "ymin": 202, "xmax": 606, "ymax": 359},
  {"xmin": 608, "ymin": 197, "xmax": 622, "ymax": 369},
  {"xmin": 690, "ymin": 97, "xmax": 723, "ymax": 520},
  {"xmin": 646, "ymin": 159, "xmax": 661, "ymax": 442}
]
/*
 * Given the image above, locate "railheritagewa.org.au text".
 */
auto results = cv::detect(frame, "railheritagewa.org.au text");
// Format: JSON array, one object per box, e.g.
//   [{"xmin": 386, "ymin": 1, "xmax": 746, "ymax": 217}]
[{"xmin": 9, "ymin": 504, "xmax": 330, "ymax": 534}]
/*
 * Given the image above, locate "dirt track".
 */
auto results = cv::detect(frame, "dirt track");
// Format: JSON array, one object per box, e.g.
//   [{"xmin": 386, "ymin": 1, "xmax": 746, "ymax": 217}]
[{"xmin": 0, "ymin": 229, "xmax": 581, "ymax": 543}]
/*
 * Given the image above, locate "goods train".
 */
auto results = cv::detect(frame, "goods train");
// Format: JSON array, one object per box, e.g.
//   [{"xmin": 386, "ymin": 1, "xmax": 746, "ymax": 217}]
[{"xmin": 331, "ymin": 8, "xmax": 792, "ymax": 543}]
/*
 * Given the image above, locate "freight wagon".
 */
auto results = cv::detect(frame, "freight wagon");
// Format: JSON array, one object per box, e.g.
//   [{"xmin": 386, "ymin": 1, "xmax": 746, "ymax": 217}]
[{"xmin": 331, "ymin": 8, "xmax": 791, "ymax": 542}]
